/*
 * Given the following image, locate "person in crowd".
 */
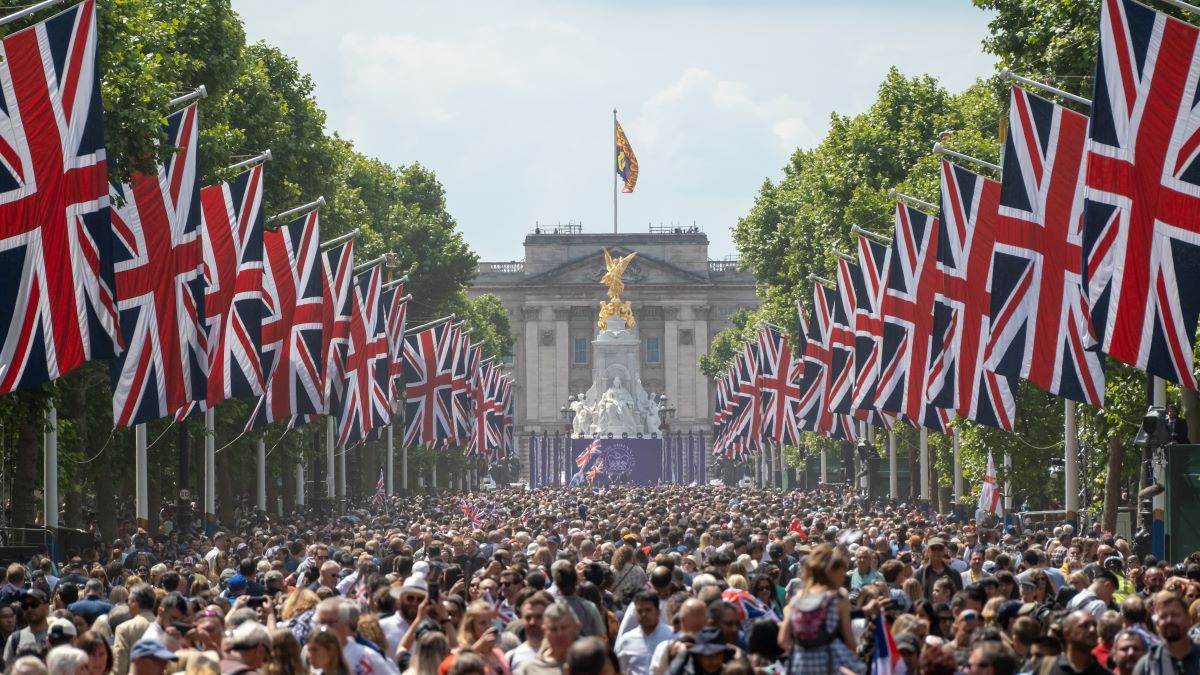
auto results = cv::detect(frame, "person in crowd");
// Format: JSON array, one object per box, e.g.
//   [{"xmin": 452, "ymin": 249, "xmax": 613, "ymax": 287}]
[
  {"xmin": 307, "ymin": 624, "xmax": 352, "ymax": 675},
  {"xmin": 508, "ymin": 591, "xmax": 553, "ymax": 671},
  {"xmin": 613, "ymin": 591, "xmax": 673, "ymax": 675},
  {"xmin": 1111, "ymin": 630, "xmax": 1147, "ymax": 675},
  {"xmin": 128, "ymin": 639, "xmax": 177, "ymax": 675},
  {"xmin": 516, "ymin": 602, "xmax": 579, "ymax": 675},
  {"xmin": 848, "ymin": 549, "xmax": 881, "ymax": 591},
  {"xmin": 1133, "ymin": 591, "xmax": 1200, "ymax": 675},
  {"xmin": 4, "ymin": 589, "xmax": 50, "ymax": 665},
  {"xmin": 777, "ymin": 544, "xmax": 863, "ymax": 674}
]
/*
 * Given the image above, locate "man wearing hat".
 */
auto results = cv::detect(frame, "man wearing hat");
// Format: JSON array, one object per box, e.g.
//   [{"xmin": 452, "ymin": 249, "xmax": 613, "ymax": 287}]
[
  {"xmin": 46, "ymin": 617, "xmax": 76, "ymax": 649},
  {"xmin": 219, "ymin": 621, "xmax": 271, "ymax": 675},
  {"xmin": 894, "ymin": 632, "xmax": 921, "ymax": 675},
  {"xmin": 914, "ymin": 538, "xmax": 962, "ymax": 603},
  {"xmin": 2, "ymin": 589, "xmax": 49, "ymax": 664},
  {"xmin": 678, "ymin": 627, "xmax": 735, "ymax": 675},
  {"xmin": 129, "ymin": 639, "xmax": 177, "ymax": 675}
]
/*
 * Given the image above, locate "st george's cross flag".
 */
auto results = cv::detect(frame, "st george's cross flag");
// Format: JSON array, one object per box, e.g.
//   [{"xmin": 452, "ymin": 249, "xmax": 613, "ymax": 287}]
[
  {"xmin": 109, "ymin": 103, "xmax": 205, "ymax": 427},
  {"xmin": 977, "ymin": 450, "xmax": 1003, "ymax": 518},
  {"xmin": 0, "ymin": 0, "xmax": 122, "ymax": 394},
  {"xmin": 246, "ymin": 209, "xmax": 323, "ymax": 431},
  {"xmin": 927, "ymin": 161, "xmax": 1017, "ymax": 431},
  {"xmin": 988, "ymin": 86, "xmax": 1105, "ymax": 406},
  {"xmin": 1081, "ymin": 0, "xmax": 1200, "ymax": 388}
]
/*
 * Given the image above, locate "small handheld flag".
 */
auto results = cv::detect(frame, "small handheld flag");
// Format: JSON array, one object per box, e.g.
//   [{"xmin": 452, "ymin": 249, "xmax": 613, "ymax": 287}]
[
  {"xmin": 615, "ymin": 119, "xmax": 639, "ymax": 193},
  {"xmin": 977, "ymin": 450, "xmax": 1003, "ymax": 518},
  {"xmin": 873, "ymin": 613, "xmax": 906, "ymax": 675}
]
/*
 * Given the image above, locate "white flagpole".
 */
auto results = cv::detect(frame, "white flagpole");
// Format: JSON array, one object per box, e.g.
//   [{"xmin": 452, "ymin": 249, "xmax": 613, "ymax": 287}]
[
  {"xmin": 1064, "ymin": 399, "xmax": 1079, "ymax": 517},
  {"xmin": 919, "ymin": 429, "xmax": 930, "ymax": 501},
  {"xmin": 613, "ymin": 109, "xmax": 618, "ymax": 234},
  {"xmin": 44, "ymin": 406, "xmax": 58, "ymax": 529}
]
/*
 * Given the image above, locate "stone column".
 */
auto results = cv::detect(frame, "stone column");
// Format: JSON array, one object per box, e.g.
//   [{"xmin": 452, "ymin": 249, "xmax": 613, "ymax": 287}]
[
  {"xmin": 663, "ymin": 306, "xmax": 680, "ymax": 427},
  {"xmin": 553, "ymin": 308, "xmax": 570, "ymax": 425},
  {"xmin": 521, "ymin": 305, "xmax": 542, "ymax": 423},
  {"xmin": 692, "ymin": 305, "xmax": 711, "ymax": 431}
]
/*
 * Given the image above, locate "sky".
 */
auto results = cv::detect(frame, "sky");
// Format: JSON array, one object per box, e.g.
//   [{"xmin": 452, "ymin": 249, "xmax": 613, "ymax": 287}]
[{"xmin": 233, "ymin": 1, "xmax": 998, "ymax": 263}]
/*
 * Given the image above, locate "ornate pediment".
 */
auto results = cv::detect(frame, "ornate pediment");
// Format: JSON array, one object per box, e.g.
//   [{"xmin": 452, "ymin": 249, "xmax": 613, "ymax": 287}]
[{"xmin": 519, "ymin": 247, "xmax": 709, "ymax": 288}]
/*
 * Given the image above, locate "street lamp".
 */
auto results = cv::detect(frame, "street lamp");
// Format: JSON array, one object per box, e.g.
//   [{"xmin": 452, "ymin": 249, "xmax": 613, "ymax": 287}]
[
  {"xmin": 560, "ymin": 395, "xmax": 577, "ymax": 435},
  {"xmin": 657, "ymin": 394, "xmax": 676, "ymax": 432}
]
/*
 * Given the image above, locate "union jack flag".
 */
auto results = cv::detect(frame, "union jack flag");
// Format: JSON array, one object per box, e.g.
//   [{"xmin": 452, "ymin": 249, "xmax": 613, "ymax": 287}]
[
  {"xmin": 246, "ymin": 209, "xmax": 323, "ymax": 431},
  {"xmin": 927, "ymin": 160, "xmax": 1017, "ymax": 430},
  {"xmin": 381, "ymin": 283, "xmax": 408, "ymax": 413},
  {"xmin": 756, "ymin": 327, "xmax": 802, "ymax": 447},
  {"xmin": 467, "ymin": 361, "xmax": 501, "ymax": 457},
  {"xmin": 796, "ymin": 288, "xmax": 856, "ymax": 441},
  {"xmin": 828, "ymin": 260, "xmax": 859, "ymax": 416},
  {"xmin": 460, "ymin": 499, "xmax": 481, "ymax": 528},
  {"xmin": 450, "ymin": 331, "xmax": 479, "ymax": 445},
  {"xmin": 878, "ymin": 204, "xmax": 952, "ymax": 433},
  {"xmin": 576, "ymin": 436, "xmax": 601, "ymax": 468},
  {"xmin": 717, "ymin": 342, "xmax": 762, "ymax": 460},
  {"xmin": 0, "ymin": 0, "xmax": 121, "ymax": 393},
  {"xmin": 851, "ymin": 236, "xmax": 891, "ymax": 412},
  {"xmin": 371, "ymin": 468, "xmax": 386, "ymax": 509},
  {"xmin": 1082, "ymin": 0, "xmax": 1200, "ymax": 388},
  {"xmin": 195, "ymin": 163, "xmax": 266, "ymax": 413},
  {"xmin": 318, "ymin": 240, "xmax": 355, "ymax": 417},
  {"xmin": 499, "ymin": 375, "xmax": 513, "ymax": 459},
  {"xmin": 337, "ymin": 265, "xmax": 391, "ymax": 446},
  {"xmin": 721, "ymin": 588, "xmax": 780, "ymax": 623},
  {"xmin": 586, "ymin": 459, "xmax": 604, "ymax": 483},
  {"xmin": 988, "ymin": 86, "xmax": 1105, "ymax": 405},
  {"xmin": 402, "ymin": 322, "xmax": 456, "ymax": 448},
  {"xmin": 109, "ymin": 104, "xmax": 205, "ymax": 426}
]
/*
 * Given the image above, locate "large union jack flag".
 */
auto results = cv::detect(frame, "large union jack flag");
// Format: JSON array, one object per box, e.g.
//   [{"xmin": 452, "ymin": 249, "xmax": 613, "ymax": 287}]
[
  {"xmin": 928, "ymin": 160, "xmax": 1016, "ymax": 430},
  {"xmin": 337, "ymin": 265, "xmax": 390, "ymax": 446},
  {"xmin": 195, "ymin": 163, "xmax": 266, "ymax": 413},
  {"xmin": 317, "ymin": 240, "xmax": 354, "ymax": 417},
  {"xmin": 499, "ymin": 375, "xmax": 513, "ymax": 459},
  {"xmin": 851, "ymin": 236, "xmax": 890, "ymax": 412},
  {"xmin": 756, "ymin": 326, "xmax": 802, "ymax": 447},
  {"xmin": 381, "ymin": 282, "xmax": 408, "ymax": 413},
  {"xmin": 449, "ymin": 329, "xmax": 479, "ymax": 446},
  {"xmin": 1082, "ymin": 0, "xmax": 1200, "ymax": 388},
  {"xmin": 469, "ymin": 361, "xmax": 504, "ymax": 458},
  {"xmin": 797, "ymin": 286, "xmax": 857, "ymax": 441},
  {"xmin": 827, "ymin": 260, "xmax": 859, "ymax": 416},
  {"xmin": 246, "ymin": 209, "xmax": 323, "ymax": 431},
  {"xmin": 989, "ymin": 86, "xmax": 1105, "ymax": 405},
  {"xmin": 0, "ymin": 0, "xmax": 121, "ymax": 393},
  {"xmin": 725, "ymin": 340, "xmax": 763, "ymax": 460},
  {"xmin": 109, "ymin": 104, "xmax": 204, "ymax": 427},
  {"xmin": 402, "ymin": 321, "xmax": 456, "ymax": 448},
  {"xmin": 878, "ymin": 203, "xmax": 951, "ymax": 433}
]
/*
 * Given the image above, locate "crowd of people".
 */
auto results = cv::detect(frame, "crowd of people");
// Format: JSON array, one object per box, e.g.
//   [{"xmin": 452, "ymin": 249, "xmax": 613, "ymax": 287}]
[{"xmin": 0, "ymin": 483, "xmax": 1197, "ymax": 675}]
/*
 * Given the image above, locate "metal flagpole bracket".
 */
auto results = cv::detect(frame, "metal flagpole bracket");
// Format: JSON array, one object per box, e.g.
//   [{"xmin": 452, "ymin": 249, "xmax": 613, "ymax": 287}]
[
  {"xmin": 169, "ymin": 85, "xmax": 208, "ymax": 109},
  {"xmin": 0, "ymin": 0, "xmax": 69, "ymax": 27},
  {"xmin": 319, "ymin": 228, "xmax": 360, "ymax": 251},
  {"xmin": 933, "ymin": 142, "xmax": 1002, "ymax": 173},
  {"xmin": 224, "ymin": 149, "xmax": 272, "ymax": 173},
  {"xmin": 889, "ymin": 189, "xmax": 939, "ymax": 216},
  {"xmin": 266, "ymin": 196, "xmax": 325, "ymax": 225},
  {"xmin": 408, "ymin": 314, "xmax": 456, "ymax": 333},
  {"xmin": 481, "ymin": 356, "xmax": 496, "ymax": 366},
  {"xmin": 382, "ymin": 275, "xmax": 409, "ymax": 290},
  {"xmin": 850, "ymin": 225, "xmax": 891, "ymax": 245},
  {"xmin": 834, "ymin": 250, "xmax": 856, "ymax": 262},
  {"xmin": 999, "ymin": 69, "xmax": 1092, "ymax": 107},
  {"xmin": 807, "ymin": 273, "xmax": 835, "ymax": 287},
  {"xmin": 352, "ymin": 254, "xmax": 387, "ymax": 275}
]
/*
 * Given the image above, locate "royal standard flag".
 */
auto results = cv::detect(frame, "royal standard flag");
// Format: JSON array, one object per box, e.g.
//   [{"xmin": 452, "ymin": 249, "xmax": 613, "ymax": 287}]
[{"xmin": 615, "ymin": 119, "xmax": 639, "ymax": 193}]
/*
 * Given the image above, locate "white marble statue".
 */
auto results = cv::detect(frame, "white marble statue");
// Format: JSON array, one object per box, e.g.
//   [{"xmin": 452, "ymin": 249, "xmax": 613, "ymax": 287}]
[{"xmin": 596, "ymin": 378, "xmax": 638, "ymax": 434}]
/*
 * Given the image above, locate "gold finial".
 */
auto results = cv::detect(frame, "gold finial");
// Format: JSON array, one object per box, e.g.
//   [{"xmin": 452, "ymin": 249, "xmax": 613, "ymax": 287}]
[{"xmin": 598, "ymin": 248, "xmax": 638, "ymax": 330}]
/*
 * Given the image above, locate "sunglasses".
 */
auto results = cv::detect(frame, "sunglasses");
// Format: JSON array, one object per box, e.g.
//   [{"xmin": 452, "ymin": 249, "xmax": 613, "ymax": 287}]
[{"xmin": 20, "ymin": 601, "xmax": 40, "ymax": 610}]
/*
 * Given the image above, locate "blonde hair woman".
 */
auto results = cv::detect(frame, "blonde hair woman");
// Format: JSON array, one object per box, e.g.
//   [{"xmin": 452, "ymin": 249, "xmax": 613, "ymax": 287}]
[
  {"xmin": 455, "ymin": 600, "xmax": 511, "ymax": 675},
  {"xmin": 307, "ymin": 627, "xmax": 350, "ymax": 675},
  {"xmin": 403, "ymin": 631, "xmax": 449, "ymax": 675}
]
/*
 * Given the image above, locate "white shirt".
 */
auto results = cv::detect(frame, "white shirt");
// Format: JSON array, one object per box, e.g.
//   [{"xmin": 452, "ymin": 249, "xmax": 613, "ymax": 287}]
[
  {"xmin": 343, "ymin": 637, "xmax": 400, "ymax": 675},
  {"xmin": 616, "ymin": 597, "xmax": 666, "ymax": 637},
  {"xmin": 614, "ymin": 623, "xmax": 674, "ymax": 675},
  {"xmin": 379, "ymin": 613, "xmax": 410, "ymax": 656},
  {"xmin": 506, "ymin": 642, "xmax": 539, "ymax": 672}
]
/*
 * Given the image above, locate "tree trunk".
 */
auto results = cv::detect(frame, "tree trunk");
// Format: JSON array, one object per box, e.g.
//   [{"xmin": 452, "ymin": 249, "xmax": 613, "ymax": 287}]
[
  {"xmin": 12, "ymin": 392, "xmax": 41, "ymax": 527},
  {"xmin": 1102, "ymin": 433, "xmax": 1125, "ymax": 533}
]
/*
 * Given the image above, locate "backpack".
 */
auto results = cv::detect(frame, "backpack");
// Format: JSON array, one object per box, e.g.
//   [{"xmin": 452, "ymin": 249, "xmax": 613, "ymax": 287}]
[{"xmin": 790, "ymin": 591, "xmax": 837, "ymax": 648}]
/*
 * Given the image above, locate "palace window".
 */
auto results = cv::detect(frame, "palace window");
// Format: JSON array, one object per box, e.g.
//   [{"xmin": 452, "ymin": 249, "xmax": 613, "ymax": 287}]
[
  {"xmin": 573, "ymin": 338, "xmax": 588, "ymax": 365},
  {"xmin": 646, "ymin": 337, "xmax": 661, "ymax": 364}
]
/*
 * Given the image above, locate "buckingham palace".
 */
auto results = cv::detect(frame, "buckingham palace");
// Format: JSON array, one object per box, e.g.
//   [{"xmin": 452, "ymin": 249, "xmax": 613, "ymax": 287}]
[{"xmin": 468, "ymin": 225, "xmax": 760, "ymax": 439}]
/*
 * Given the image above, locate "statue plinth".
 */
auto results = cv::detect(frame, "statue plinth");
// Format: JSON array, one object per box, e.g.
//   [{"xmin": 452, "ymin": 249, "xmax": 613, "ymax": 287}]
[{"xmin": 569, "ymin": 249, "xmax": 661, "ymax": 438}]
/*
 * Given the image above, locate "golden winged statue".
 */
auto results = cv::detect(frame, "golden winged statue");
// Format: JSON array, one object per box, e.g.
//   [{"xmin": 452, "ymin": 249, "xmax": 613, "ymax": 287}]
[
  {"xmin": 598, "ymin": 248, "xmax": 638, "ymax": 330},
  {"xmin": 601, "ymin": 249, "xmax": 637, "ymax": 300}
]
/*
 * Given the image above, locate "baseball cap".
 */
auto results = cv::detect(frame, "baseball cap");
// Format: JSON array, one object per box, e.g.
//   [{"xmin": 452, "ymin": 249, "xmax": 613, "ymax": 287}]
[
  {"xmin": 47, "ymin": 617, "xmax": 77, "ymax": 643},
  {"xmin": 401, "ymin": 573, "xmax": 428, "ymax": 594},
  {"xmin": 927, "ymin": 537, "xmax": 946, "ymax": 548},
  {"xmin": 264, "ymin": 570, "xmax": 283, "ymax": 583},
  {"xmin": 689, "ymin": 627, "xmax": 734, "ymax": 655},
  {"xmin": 227, "ymin": 574, "xmax": 249, "ymax": 593},
  {"xmin": 131, "ymin": 639, "xmax": 178, "ymax": 661},
  {"xmin": 230, "ymin": 621, "xmax": 271, "ymax": 651},
  {"xmin": 20, "ymin": 589, "xmax": 48, "ymax": 604},
  {"xmin": 894, "ymin": 632, "xmax": 920, "ymax": 654}
]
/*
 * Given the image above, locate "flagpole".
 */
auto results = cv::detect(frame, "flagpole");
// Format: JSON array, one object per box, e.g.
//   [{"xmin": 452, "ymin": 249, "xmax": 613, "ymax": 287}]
[
  {"xmin": 919, "ymin": 428, "xmax": 930, "ymax": 502},
  {"xmin": 952, "ymin": 433, "xmax": 962, "ymax": 513},
  {"xmin": 256, "ymin": 436, "xmax": 267, "ymax": 511},
  {"xmin": 1064, "ymin": 399, "xmax": 1079, "ymax": 523},
  {"xmin": 888, "ymin": 431, "xmax": 897, "ymax": 500},
  {"xmin": 613, "ymin": 109, "xmax": 618, "ymax": 234}
]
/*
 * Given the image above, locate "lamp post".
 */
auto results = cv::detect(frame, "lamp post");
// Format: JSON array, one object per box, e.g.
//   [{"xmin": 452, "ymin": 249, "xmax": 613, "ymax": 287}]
[{"xmin": 560, "ymin": 395, "xmax": 577, "ymax": 435}]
